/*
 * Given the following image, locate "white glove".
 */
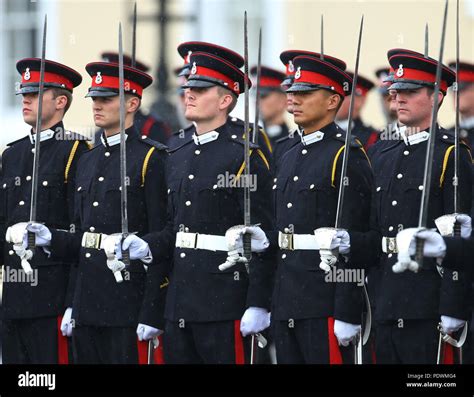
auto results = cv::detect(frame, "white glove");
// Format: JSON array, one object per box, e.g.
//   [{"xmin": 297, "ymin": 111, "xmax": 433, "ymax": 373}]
[
  {"xmin": 122, "ymin": 235, "xmax": 152, "ymax": 262},
  {"xmin": 393, "ymin": 227, "xmax": 422, "ymax": 273},
  {"xmin": 416, "ymin": 230, "xmax": 447, "ymax": 259},
  {"xmin": 225, "ymin": 225, "xmax": 270, "ymax": 253},
  {"xmin": 5, "ymin": 222, "xmax": 35, "ymax": 275},
  {"xmin": 136, "ymin": 323, "xmax": 163, "ymax": 341},
  {"xmin": 60, "ymin": 307, "xmax": 74, "ymax": 337},
  {"xmin": 456, "ymin": 214, "xmax": 472, "ymax": 238},
  {"xmin": 335, "ymin": 229, "xmax": 350, "ymax": 255},
  {"xmin": 240, "ymin": 307, "xmax": 271, "ymax": 337},
  {"xmin": 102, "ymin": 233, "xmax": 123, "ymax": 259},
  {"xmin": 319, "ymin": 250, "xmax": 338, "ymax": 273},
  {"xmin": 440, "ymin": 315, "xmax": 466, "ymax": 334},
  {"xmin": 334, "ymin": 319, "xmax": 361, "ymax": 347}
]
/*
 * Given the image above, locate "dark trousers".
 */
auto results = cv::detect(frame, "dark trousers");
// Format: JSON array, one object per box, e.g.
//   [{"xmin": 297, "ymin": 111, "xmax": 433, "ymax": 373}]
[
  {"xmin": 2, "ymin": 316, "xmax": 69, "ymax": 364},
  {"xmin": 164, "ymin": 319, "xmax": 250, "ymax": 364},
  {"xmin": 375, "ymin": 319, "xmax": 439, "ymax": 364},
  {"xmin": 72, "ymin": 325, "xmax": 140, "ymax": 364},
  {"xmin": 273, "ymin": 317, "xmax": 352, "ymax": 364}
]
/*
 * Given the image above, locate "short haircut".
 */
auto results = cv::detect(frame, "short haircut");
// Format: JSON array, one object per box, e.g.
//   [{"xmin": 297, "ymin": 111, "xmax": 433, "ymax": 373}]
[
  {"xmin": 216, "ymin": 85, "xmax": 238, "ymax": 114},
  {"xmin": 50, "ymin": 87, "xmax": 73, "ymax": 114}
]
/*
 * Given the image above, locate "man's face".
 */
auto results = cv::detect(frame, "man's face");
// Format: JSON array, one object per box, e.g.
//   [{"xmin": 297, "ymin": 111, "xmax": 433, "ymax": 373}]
[
  {"xmin": 92, "ymin": 96, "xmax": 121, "ymax": 130},
  {"xmin": 259, "ymin": 91, "xmax": 287, "ymax": 123},
  {"xmin": 458, "ymin": 84, "xmax": 474, "ymax": 117},
  {"xmin": 184, "ymin": 86, "xmax": 224, "ymax": 122},
  {"xmin": 391, "ymin": 87, "xmax": 436, "ymax": 128},
  {"xmin": 22, "ymin": 90, "xmax": 59, "ymax": 128},
  {"xmin": 290, "ymin": 89, "xmax": 335, "ymax": 128}
]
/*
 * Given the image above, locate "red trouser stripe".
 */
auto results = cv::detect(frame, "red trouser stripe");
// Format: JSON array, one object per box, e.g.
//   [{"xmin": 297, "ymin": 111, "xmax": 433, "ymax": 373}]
[
  {"xmin": 327, "ymin": 317, "xmax": 343, "ymax": 364},
  {"xmin": 234, "ymin": 320, "xmax": 245, "ymax": 364},
  {"xmin": 443, "ymin": 342, "xmax": 455, "ymax": 364},
  {"xmin": 56, "ymin": 316, "xmax": 69, "ymax": 364},
  {"xmin": 137, "ymin": 339, "xmax": 148, "ymax": 364}
]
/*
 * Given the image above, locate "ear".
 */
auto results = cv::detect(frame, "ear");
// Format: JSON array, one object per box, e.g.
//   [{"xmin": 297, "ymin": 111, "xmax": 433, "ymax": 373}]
[
  {"xmin": 327, "ymin": 93, "xmax": 341, "ymax": 111},
  {"xmin": 55, "ymin": 94, "xmax": 68, "ymax": 112},
  {"xmin": 219, "ymin": 93, "xmax": 233, "ymax": 111},
  {"xmin": 127, "ymin": 96, "xmax": 140, "ymax": 113}
]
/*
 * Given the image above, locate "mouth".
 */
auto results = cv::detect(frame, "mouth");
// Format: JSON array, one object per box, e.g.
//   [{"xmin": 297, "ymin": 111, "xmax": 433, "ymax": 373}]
[
  {"xmin": 94, "ymin": 114, "xmax": 103, "ymax": 119},
  {"xmin": 22, "ymin": 109, "xmax": 31, "ymax": 114}
]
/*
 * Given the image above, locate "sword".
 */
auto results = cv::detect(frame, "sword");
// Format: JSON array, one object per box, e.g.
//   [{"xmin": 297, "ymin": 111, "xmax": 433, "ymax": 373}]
[
  {"xmin": 252, "ymin": 28, "xmax": 262, "ymax": 145},
  {"xmin": 320, "ymin": 14, "xmax": 324, "ymax": 61},
  {"xmin": 424, "ymin": 23, "xmax": 429, "ymax": 59},
  {"xmin": 415, "ymin": 0, "xmax": 448, "ymax": 268},
  {"xmin": 116, "ymin": 23, "xmax": 128, "ymax": 282},
  {"xmin": 131, "ymin": 2, "xmax": 137, "ymax": 69},
  {"xmin": 243, "ymin": 11, "xmax": 251, "ymax": 268},
  {"xmin": 25, "ymin": 15, "xmax": 48, "ymax": 276},
  {"xmin": 147, "ymin": 336, "xmax": 159, "ymax": 364}
]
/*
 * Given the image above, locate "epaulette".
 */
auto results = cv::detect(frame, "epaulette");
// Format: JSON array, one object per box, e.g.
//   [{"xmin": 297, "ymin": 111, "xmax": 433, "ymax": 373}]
[
  {"xmin": 138, "ymin": 135, "xmax": 168, "ymax": 151},
  {"xmin": 6, "ymin": 135, "xmax": 30, "ymax": 147},
  {"xmin": 167, "ymin": 138, "xmax": 193, "ymax": 154},
  {"xmin": 333, "ymin": 132, "xmax": 362, "ymax": 148}
]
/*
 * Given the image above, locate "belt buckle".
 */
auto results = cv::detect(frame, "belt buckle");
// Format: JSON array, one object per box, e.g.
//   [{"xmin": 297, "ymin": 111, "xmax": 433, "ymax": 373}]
[
  {"xmin": 84, "ymin": 232, "xmax": 101, "ymax": 250},
  {"xmin": 386, "ymin": 237, "xmax": 397, "ymax": 254},
  {"xmin": 180, "ymin": 233, "xmax": 197, "ymax": 249},
  {"xmin": 279, "ymin": 232, "xmax": 294, "ymax": 251}
]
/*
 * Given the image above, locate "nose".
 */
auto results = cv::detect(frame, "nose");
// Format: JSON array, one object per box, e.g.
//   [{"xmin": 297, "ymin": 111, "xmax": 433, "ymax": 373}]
[{"xmin": 22, "ymin": 94, "xmax": 32, "ymax": 105}]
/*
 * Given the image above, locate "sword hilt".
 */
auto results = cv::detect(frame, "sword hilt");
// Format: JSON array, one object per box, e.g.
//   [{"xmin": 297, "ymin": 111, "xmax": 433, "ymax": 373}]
[
  {"xmin": 27, "ymin": 231, "xmax": 36, "ymax": 251},
  {"xmin": 122, "ymin": 247, "xmax": 130, "ymax": 266},
  {"xmin": 453, "ymin": 220, "xmax": 461, "ymax": 237},
  {"xmin": 415, "ymin": 236, "xmax": 424, "ymax": 270},
  {"xmin": 243, "ymin": 232, "xmax": 252, "ymax": 262}
]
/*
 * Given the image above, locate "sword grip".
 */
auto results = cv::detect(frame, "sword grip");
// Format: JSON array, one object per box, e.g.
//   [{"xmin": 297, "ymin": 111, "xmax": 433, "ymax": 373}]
[
  {"xmin": 243, "ymin": 233, "xmax": 252, "ymax": 261},
  {"xmin": 122, "ymin": 248, "xmax": 130, "ymax": 266},
  {"xmin": 27, "ymin": 231, "xmax": 36, "ymax": 250},
  {"xmin": 453, "ymin": 220, "xmax": 461, "ymax": 237},
  {"xmin": 415, "ymin": 236, "xmax": 424, "ymax": 269}
]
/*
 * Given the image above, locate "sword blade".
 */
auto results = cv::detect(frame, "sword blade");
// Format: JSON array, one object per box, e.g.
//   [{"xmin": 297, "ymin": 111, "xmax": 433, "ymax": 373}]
[
  {"xmin": 252, "ymin": 28, "xmax": 262, "ymax": 145},
  {"xmin": 132, "ymin": 2, "xmax": 137, "ymax": 69},
  {"xmin": 243, "ymin": 11, "xmax": 251, "ymax": 261},
  {"xmin": 29, "ymin": 14, "xmax": 47, "ymax": 225},
  {"xmin": 118, "ymin": 23, "xmax": 129, "ymax": 240},
  {"xmin": 418, "ymin": 0, "xmax": 449, "ymax": 228},
  {"xmin": 453, "ymin": 0, "xmax": 460, "ymax": 213},
  {"xmin": 335, "ymin": 15, "xmax": 364, "ymax": 228},
  {"xmin": 320, "ymin": 14, "xmax": 324, "ymax": 60}
]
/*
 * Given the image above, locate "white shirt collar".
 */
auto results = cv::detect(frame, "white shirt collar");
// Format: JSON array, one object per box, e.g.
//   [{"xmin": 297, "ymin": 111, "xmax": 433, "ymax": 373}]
[
  {"xmin": 101, "ymin": 133, "xmax": 128, "ymax": 147},
  {"xmin": 399, "ymin": 125, "xmax": 430, "ymax": 146},
  {"xmin": 336, "ymin": 119, "xmax": 351, "ymax": 132},
  {"xmin": 192, "ymin": 130, "xmax": 219, "ymax": 145},
  {"xmin": 460, "ymin": 116, "xmax": 474, "ymax": 130},
  {"xmin": 266, "ymin": 124, "xmax": 283, "ymax": 138},
  {"xmin": 300, "ymin": 129, "xmax": 325, "ymax": 146},
  {"xmin": 29, "ymin": 128, "xmax": 56, "ymax": 145}
]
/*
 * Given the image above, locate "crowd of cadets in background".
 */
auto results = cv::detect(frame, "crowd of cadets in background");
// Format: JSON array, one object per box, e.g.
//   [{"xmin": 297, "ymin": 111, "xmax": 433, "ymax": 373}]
[{"xmin": 1, "ymin": 37, "xmax": 474, "ymax": 365}]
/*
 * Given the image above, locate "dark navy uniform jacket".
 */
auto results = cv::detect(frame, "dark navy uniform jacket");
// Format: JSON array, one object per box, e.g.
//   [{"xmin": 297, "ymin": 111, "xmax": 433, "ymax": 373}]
[
  {"xmin": 143, "ymin": 118, "xmax": 276, "ymax": 323},
  {"xmin": 350, "ymin": 126, "xmax": 472, "ymax": 322},
  {"xmin": 0, "ymin": 122, "xmax": 89, "ymax": 319},
  {"xmin": 269, "ymin": 121, "xmax": 374, "ymax": 324},
  {"xmin": 273, "ymin": 127, "xmax": 299, "ymax": 173},
  {"xmin": 49, "ymin": 126, "xmax": 169, "ymax": 328}
]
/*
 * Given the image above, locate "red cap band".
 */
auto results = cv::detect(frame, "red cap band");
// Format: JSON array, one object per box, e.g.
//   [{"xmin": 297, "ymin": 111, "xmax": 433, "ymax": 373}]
[
  {"xmin": 458, "ymin": 70, "xmax": 474, "ymax": 83},
  {"xmin": 393, "ymin": 66, "xmax": 448, "ymax": 91},
  {"xmin": 260, "ymin": 76, "xmax": 283, "ymax": 88},
  {"xmin": 295, "ymin": 69, "xmax": 346, "ymax": 96},
  {"xmin": 192, "ymin": 65, "xmax": 239, "ymax": 94},
  {"xmin": 22, "ymin": 70, "xmax": 74, "ymax": 90},
  {"xmin": 90, "ymin": 74, "xmax": 143, "ymax": 96}
]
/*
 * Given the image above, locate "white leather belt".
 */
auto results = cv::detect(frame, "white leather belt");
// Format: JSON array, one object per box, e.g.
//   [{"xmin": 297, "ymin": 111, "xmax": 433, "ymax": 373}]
[
  {"xmin": 175, "ymin": 231, "xmax": 228, "ymax": 251},
  {"xmin": 381, "ymin": 236, "xmax": 398, "ymax": 254},
  {"xmin": 81, "ymin": 232, "xmax": 109, "ymax": 250},
  {"xmin": 278, "ymin": 231, "xmax": 319, "ymax": 250}
]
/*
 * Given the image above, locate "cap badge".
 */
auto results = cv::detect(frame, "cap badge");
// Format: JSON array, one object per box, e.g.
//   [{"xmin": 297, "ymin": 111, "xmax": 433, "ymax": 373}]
[
  {"xmin": 95, "ymin": 72, "xmax": 102, "ymax": 84},
  {"xmin": 24, "ymin": 68, "xmax": 31, "ymax": 81},
  {"xmin": 288, "ymin": 60, "xmax": 295, "ymax": 73},
  {"xmin": 294, "ymin": 66, "xmax": 301, "ymax": 80},
  {"xmin": 396, "ymin": 64, "xmax": 404, "ymax": 77},
  {"xmin": 186, "ymin": 50, "xmax": 192, "ymax": 64},
  {"xmin": 191, "ymin": 62, "xmax": 197, "ymax": 75}
]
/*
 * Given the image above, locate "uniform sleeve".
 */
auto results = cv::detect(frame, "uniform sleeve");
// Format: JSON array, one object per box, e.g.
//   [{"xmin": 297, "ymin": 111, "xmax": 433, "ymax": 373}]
[
  {"xmin": 442, "ymin": 236, "xmax": 474, "ymax": 275},
  {"xmin": 439, "ymin": 145, "xmax": 472, "ymax": 320},
  {"xmin": 237, "ymin": 149, "xmax": 276, "ymax": 311},
  {"xmin": 138, "ymin": 148, "xmax": 172, "ymax": 328},
  {"xmin": 0, "ymin": 154, "xmax": 6, "ymax": 262},
  {"xmin": 333, "ymin": 146, "xmax": 375, "ymax": 323}
]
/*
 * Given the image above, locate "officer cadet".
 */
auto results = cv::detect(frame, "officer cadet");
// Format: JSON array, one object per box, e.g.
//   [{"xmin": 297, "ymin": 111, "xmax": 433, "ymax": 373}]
[
  {"xmin": 247, "ymin": 54, "xmax": 374, "ymax": 363},
  {"xmin": 448, "ymin": 61, "xmax": 474, "ymax": 218},
  {"xmin": 336, "ymin": 72, "xmax": 378, "ymax": 150},
  {"xmin": 0, "ymin": 58, "xmax": 88, "ymax": 363},
  {"xmin": 26, "ymin": 61, "xmax": 169, "ymax": 364},
  {"xmin": 119, "ymin": 50, "xmax": 275, "ymax": 364},
  {"xmin": 329, "ymin": 49, "xmax": 473, "ymax": 364},
  {"xmin": 275, "ymin": 50, "xmax": 349, "ymax": 168},
  {"xmin": 167, "ymin": 42, "xmax": 273, "ymax": 161},
  {"xmin": 99, "ymin": 52, "xmax": 172, "ymax": 144}
]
